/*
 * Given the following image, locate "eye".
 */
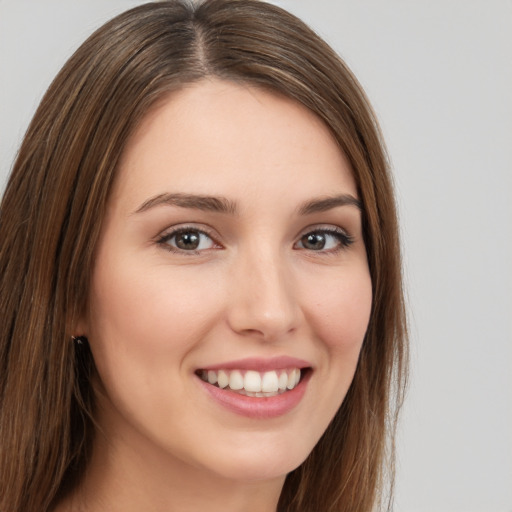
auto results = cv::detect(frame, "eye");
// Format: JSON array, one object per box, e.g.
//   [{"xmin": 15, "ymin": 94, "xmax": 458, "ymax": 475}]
[
  {"xmin": 295, "ymin": 228, "xmax": 354, "ymax": 252},
  {"xmin": 157, "ymin": 227, "xmax": 218, "ymax": 253}
]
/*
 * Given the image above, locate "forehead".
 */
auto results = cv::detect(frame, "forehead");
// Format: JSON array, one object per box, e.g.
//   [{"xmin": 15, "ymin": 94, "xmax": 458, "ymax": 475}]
[{"xmin": 112, "ymin": 79, "xmax": 356, "ymax": 212}]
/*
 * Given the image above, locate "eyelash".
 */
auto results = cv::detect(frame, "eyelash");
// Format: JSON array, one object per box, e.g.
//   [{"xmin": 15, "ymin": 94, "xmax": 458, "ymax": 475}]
[
  {"xmin": 295, "ymin": 227, "xmax": 355, "ymax": 254},
  {"xmin": 156, "ymin": 226, "xmax": 219, "ymax": 254},
  {"xmin": 156, "ymin": 225, "xmax": 354, "ymax": 255}
]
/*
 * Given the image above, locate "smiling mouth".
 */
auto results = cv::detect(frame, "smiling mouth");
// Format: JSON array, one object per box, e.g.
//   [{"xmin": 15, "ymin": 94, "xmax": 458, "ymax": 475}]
[{"xmin": 196, "ymin": 368, "xmax": 308, "ymax": 397}]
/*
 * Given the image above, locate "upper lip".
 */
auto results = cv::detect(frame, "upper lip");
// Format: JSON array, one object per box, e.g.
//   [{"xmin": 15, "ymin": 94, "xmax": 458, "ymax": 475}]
[{"xmin": 198, "ymin": 356, "xmax": 312, "ymax": 372}]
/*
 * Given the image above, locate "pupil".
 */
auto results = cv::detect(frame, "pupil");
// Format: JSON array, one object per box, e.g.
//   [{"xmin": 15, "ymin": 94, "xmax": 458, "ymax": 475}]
[
  {"xmin": 304, "ymin": 233, "xmax": 325, "ymax": 250},
  {"xmin": 176, "ymin": 232, "xmax": 200, "ymax": 250}
]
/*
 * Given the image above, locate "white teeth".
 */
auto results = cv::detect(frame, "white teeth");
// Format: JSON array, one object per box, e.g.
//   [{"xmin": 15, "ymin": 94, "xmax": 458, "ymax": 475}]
[
  {"xmin": 261, "ymin": 370, "xmax": 279, "ymax": 392},
  {"xmin": 199, "ymin": 367, "xmax": 303, "ymax": 395},
  {"xmin": 286, "ymin": 368, "xmax": 301, "ymax": 390},
  {"xmin": 229, "ymin": 370, "xmax": 244, "ymax": 390},
  {"xmin": 278, "ymin": 371, "xmax": 288, "ymax": 390},
  {"xmin": 244, "ymin": 371, "xmax": 262, "ymax": 392},
  {"xmin": 218, "ymin": 370, "xmax": 229, "ymax": 389}
]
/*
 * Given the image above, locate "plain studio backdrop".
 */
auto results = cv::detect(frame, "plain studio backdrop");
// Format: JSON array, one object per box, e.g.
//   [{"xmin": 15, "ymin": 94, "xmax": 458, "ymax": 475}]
[{"xmin": 1, "ymin": 1, "xmax": 511, "ymax": 511}]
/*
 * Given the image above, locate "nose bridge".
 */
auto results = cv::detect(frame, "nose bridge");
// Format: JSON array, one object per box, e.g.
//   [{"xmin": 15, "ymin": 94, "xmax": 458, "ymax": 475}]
[{"xmin": 228, "ymin": 239, "xmax": 300, "ymax": 340}]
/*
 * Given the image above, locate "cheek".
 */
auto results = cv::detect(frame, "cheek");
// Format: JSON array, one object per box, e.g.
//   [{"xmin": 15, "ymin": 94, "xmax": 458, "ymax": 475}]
[
  {"xmin": 85, "ymin": 259, "xmax": 226, "ymax": 425},
  {"xmin": 88, "ymin": 258, "xmax": 223, "ymax": 348},
  {"xmin": 306, "ymin": 266, "xmax": 372, "ymax": 355}
]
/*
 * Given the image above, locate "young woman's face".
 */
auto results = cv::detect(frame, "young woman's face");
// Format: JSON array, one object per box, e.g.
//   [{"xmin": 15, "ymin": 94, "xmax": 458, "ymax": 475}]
[{"xmin": 83, "ymin": 80, "xmax": 372, "ymax": 484}]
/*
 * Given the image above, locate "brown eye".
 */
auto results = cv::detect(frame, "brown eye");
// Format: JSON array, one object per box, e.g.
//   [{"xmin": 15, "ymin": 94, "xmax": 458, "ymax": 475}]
[
  {"xmin": 159, "ymin": 228, "xmax": 216, "ymax": 252},
  {"xmin": 175, "ymin": 231, "xmax": 201, "ymax": 250},
  {"xmin": 295, "ymin": 229, "xmax": 354, "ymax": 252},
  {"xmin": 301, "ymin": 233, "xmax": 327, "ymax": 250}
]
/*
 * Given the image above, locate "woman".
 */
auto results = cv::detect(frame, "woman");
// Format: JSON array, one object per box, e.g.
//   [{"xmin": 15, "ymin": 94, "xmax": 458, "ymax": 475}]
[{"xmin": 0, "ymin": 1, "xmax": 407, "ymax": 511}]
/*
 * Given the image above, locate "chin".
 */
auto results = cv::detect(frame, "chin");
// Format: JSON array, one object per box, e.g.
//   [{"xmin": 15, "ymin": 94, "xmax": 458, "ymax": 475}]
[{"xmin": 196, "ymin": 434, "xmax": 312, "ymax": 483}]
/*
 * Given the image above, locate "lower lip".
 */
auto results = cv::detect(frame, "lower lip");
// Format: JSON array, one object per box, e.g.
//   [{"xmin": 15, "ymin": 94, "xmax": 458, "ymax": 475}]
[{"xmin": 197, "ymin": 371, "xmax": 311, "ymax": 419}]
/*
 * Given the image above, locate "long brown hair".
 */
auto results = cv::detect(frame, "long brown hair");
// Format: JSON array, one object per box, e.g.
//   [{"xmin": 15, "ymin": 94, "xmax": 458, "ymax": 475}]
[{"xmin": 0, "ymin": 1, "xmax": 407, "ymax": 511}]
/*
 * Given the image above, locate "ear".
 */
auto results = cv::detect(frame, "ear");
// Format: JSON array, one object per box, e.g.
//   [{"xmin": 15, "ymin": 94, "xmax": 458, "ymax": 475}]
[{"xmin": 69, "ymin": 307, "xmax": 89, "ymax": 339}]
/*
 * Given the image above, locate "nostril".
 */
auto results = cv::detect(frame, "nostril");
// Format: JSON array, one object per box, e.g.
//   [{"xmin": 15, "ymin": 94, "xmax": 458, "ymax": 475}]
[{"xmin": 226, "ymin": 275, "xmax": 302, "ymax": 340}]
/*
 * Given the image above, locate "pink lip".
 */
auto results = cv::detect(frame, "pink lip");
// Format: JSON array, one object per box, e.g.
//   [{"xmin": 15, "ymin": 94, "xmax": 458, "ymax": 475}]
[
  {"xmin": 199, "ymin": 356, "xmax": 312, "ymax": 372},
  {"xmin": 196, "ymin": 369, "xmax": 312, "ymax": 419}
]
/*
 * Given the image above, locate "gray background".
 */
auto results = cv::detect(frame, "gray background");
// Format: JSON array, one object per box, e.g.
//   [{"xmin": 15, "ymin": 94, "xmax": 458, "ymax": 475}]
[{"xmin": 1, "ymin": 1, "xmax": 511, "ymax": 511}]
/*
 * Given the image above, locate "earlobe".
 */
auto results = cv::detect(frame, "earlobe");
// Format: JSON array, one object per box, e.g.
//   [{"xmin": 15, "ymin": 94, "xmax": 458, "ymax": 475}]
[
  {"xmin": 71, "ymin": 335, "xmax": 88, "ymax": 345},
  {"xmin": 70, "ymin": 313, "xmax": 89, "ymax": 341}
]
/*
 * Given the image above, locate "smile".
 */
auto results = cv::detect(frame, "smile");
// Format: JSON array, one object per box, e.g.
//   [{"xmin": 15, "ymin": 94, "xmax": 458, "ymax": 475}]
[
  {"xmin": 198, "ymin": 368, "xmax": 302, "ymax": 397},
  {"xmin": 195, "ymin": 357, "xmax": 312, "ymax": 418}
]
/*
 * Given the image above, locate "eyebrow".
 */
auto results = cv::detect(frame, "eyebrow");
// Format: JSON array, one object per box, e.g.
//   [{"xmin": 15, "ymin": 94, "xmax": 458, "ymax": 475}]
[
  {"xmin": 297, "ymin": 194, "xmax": 362, "ymax": 215},
  {"xmin": 133, "ymin": 193, "xmax": 238, "ymax": 215},
  {"xmin": 133, "ymin": 192, "xmax": 362, "ymax": 216}
]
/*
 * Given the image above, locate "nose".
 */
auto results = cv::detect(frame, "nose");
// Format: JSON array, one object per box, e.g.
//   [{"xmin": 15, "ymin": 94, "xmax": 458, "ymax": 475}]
[{"xmin": 226, "ymin": 246, "xmax": 302, "ymax": 342}]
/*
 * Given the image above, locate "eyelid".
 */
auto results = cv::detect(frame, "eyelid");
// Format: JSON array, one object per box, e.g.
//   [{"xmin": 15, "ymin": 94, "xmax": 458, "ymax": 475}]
[
  {"xmin": 294, "ymin": 224, "xmax": 355, "ymax": 252},
  {"xmin": 156, "ymin": 223, "xmax": 223, "ymax": 254},
  {"xmin": 296, "ymin": 223, "xmax": 353, "ymax": 239}
]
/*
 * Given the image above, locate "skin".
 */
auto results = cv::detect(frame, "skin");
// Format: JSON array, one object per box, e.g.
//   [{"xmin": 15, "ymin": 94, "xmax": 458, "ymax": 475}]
[{"xmin": 68, "ymin": 79, "xmax": 373, "ymax": 512}]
